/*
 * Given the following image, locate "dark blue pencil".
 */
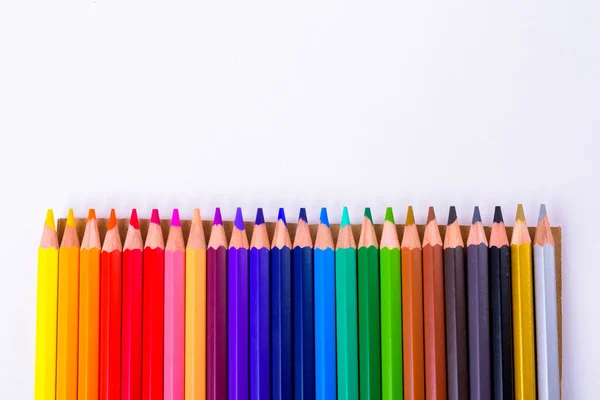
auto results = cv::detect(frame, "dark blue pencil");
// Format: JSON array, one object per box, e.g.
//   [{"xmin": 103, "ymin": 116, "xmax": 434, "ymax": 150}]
[
  {"xmin": 271, "ymin": 208, "xmax": 293, "ymax": 399},
  {"xmin": 293, "ymin": 208, "xmax": 315, "ymax": 400}
]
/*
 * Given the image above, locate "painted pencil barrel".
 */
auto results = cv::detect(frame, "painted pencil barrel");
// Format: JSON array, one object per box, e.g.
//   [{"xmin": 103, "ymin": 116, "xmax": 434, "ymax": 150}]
[
  {"xmin": 534, "ymin": 244, "xmax": 560, "ymax": 400},
  {"xmin": 250, "ymin": 247, "xmax": 270, "ymax": 400},
  {"xmin": 380, "ymin": 247, "xmax": 402, "ymax": 400},
  {"xmin": 228, "ymin": 247, "xmax": 250, "ymax": 399},
  {"xmin": 314, "ymin": 248, "xmax": 337, "ymax": 400},
  {"xmin": 164, "ymin": 250, "xmax": 185, "ymax": 400},
  {"xmin": 358, "ymin": 245, "xmax": 381, "ymax": 400},
  {"xmin": 34, "ymin": 247, "xmax": 59, "ymax": 400},
  {"xmin": 335, "ymin": 248, "xmax": 359, "ymax": 400},
  {"xmin": 293, "ymin": 246, "xmax": 316, "ymax": 400},
  {"xmin": 207, "ymin": 246, "xmax": 228, "ymax": 400}
]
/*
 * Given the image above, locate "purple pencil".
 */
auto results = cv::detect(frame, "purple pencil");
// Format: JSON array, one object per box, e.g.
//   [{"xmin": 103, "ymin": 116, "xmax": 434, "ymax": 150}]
[
  {"xmin": 207, "ymin": 208, "xmax": 228, "ymax": 400},
  {"xmin": 228, "ymin": 208, "xmax": 250, "ymax": 399},
  {"xmin": 250, "ymin": 208, "xmax": 271, "ymax": 399}
]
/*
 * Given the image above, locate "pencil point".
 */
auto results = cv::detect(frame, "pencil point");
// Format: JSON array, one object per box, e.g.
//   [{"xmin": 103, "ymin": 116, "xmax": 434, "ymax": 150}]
[
  {"xmin": 298, "ymin": 208, "xmax": 308, "ymax": 223},
  {"xmin": 171, "ymin": 209, "xmax": 181, "ymax": 227},
  {"xmin": 364, "ymin": 207, "xmax": 373, "ymax": 223},
  {"xmin": 277, "ymin": 208, "xmax": 287, "ymax": 225},
  {"xmin": 87, "ymin": 208, "xmax": 96, "ymax": 221},
  {"xmin": 447, "ymin": 206, "xmax": 457, "ymax": 224},
  {"xmin": 472, "ymin": 206, "xmax": 482, "ymax": 224},
  {"xmin": 234, "ymin": 207, "xmax": 245, "ymax": 230},
  {"xmin": 493, "ymin": 206, "xmax": 503, "ymax": 223},
  {"xmin": 213, "ymin": 207, "xmax": 223, "ymax": 225},
  {"xmin": 385, "ymin": 207, "xmax": 395, "ymax": 223},
  {"xmin": 341, "ymin": 207, "xmax": 351, "ymax": 227},
  {"xmin": 66, "ymin": 208, "xmax": 76, "ymax": 227},
  {"xmin": 108, "ymin": 209, "xmax": 117, "ymax": 230},
  {"xmin": 45, "ymin": 209, "xmax": 56, "ymax": 231},
  {"xmin": 192, "ymin": 208, "xmax": 201, "ymax": 224},
  {"xmin": 130, "ymin": 209, "xmax": 140, "ymax": 229},
  {"xmin": 151, "ymin": 209, "xmax": 160, "ymax": 224},
  {"xmin": 405, "ymin": 206, "xmax": 415, "ymax": 225},
  {"xmin": 255, "ymin": 208, "xmax": 265, "ymax": 225},
  {"xmin": 320, "ymin": 208, "xmax": 330, "ymax": 227},
  {"xmin": 516, "ymin": 204, "xmax": 526, "ymax": 222},
  {"xmin": 538, "ymin": 204, "xmax": 548, "ymax": 223},
  {"xmin": 427, "ymin": 206, "xmax": 436, "ymax": 224}
]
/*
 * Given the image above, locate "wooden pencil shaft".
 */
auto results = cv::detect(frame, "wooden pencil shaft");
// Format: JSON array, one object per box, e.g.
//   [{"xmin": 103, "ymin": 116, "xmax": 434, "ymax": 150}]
[
  {"xmin": 164, "ymin": 249, "xmax": 185, "ymax": 400},
  {"xmin": 207, "ymin": 246, "xmax": 228, "ymax": 400},
  {"xmin": 250, "ymin": 247, "xmax": 270, "ymax": 400}
]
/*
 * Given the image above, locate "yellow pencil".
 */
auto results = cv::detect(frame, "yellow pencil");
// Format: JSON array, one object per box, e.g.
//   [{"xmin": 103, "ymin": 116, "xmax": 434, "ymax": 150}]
[
  {"xmin": 511, "ymin": 204, "xmax": 536, "ymax": 399},
  {"xmin": 35, "ymin": 210, "xmax": 59, "ymax": 400},
  {"xmin": 186, "ymin": 209, "xmax": 207, "ymax": 400},
  {"xmin": 57, "ymin": 209, "xmax": 80, "ymax": 400}
]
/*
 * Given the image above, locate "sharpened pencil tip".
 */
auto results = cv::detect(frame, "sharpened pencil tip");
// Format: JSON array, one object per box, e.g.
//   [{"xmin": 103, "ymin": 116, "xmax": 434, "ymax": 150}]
[
  {"xmin": 213, "ymin": 207, "xmax": 223, "ymax": 225},
  {"xmin": 364, "ymin": 207, "xmax": 373, "ymax": 223},
  {"xmin": 516, "ymin": 204, "xmax": 526, "ymax": 222},
  {"xmin": 87, "ymin": 208, "xmax": 96, "ymax": 221},
  {"xmin": 130, "ymin": 209, "xmax": 140, "ymax": 229},
  {"xmin": 192, "ymin": 208, "xmax": 201, "ymax": 225},
  {"xmin": 406, "ymin": 206, "xmax": 415, "ymax": 225},
  {"xmin": 493, "ymin": 206, "xmax": 503, "ymax": 223},
  {"xmin": 447, "ymin": 206, "xmax": 457, "ymax": 224},
  {"xmin": 150, "ymin": 209, "xmax": 160, "ymax": 224},
  {"xmin": 472, "ymin": 206, "xmax": 482, "ymax": 224},
  {"xmin": 277, "ymin": 208, "xmax": 287, "ymax": 226},
  {"xmin": 66, "ymin": 208, "xmax": 76, "ymax": 227},
  {"xmin": 341, "ymin": 207, "xmax": 351, "ymax": 227},
  {"xmin": 385, "ymin": 207, "xmax": 395, "ymax": 223},
  {"xmin": 108, "ymin": 209, "xmax": 117, "ymax": 230},
  {"xmin": 171, "ymin": 209, "xmax": 181, "ymax": 227},
  {"xmin": 255, "ymin": 208, "xmax": 265, "ymax": 225},
  {"xmin": 45, "ymin": 209, "xmax": 56, "ymax": 231},
  {"xmin": 234, "ymin": 207, "xmax": 245, "ymax": 230},
  {"xmin": 427, "ymin": 207, "xmax": 436, "ymax": 224},
  {"xmin": 320, "ymin": 208, "xmax": 330, "ymax": 227},
  {"xmin": 298, "ymin": 208, "xmax": 307, "ymax": 223},
  {"xmin": 538, "ymin": 204, "xmax": 547, "ymax": 223}
]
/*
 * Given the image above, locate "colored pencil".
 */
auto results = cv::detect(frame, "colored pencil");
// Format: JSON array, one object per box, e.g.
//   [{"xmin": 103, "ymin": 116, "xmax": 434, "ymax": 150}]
[
  {"xmin": 186, "ymin": 209, "xmax": 207, "ymax": 400},
  {"xmin": 534, "ymin": 205, "xmax": 560, "ymax": 399},
  {"xmin": 229, "ymin": 207, "xmax": 250, "ymax": 399},
  {"xmin": 380, "ymin": 207, "xmax": 403, "ymax": 400},
  {"xmin": 314, "ymin": 208, "xmax": 337, "ymax": 400},
  {"xmin": 422, "ymin": 206, "xmax": 446, "ymax": 399},
  {"xmin": 357, "ymin": 207, "xmax": 381, "ymax": 400},
  {"xmin": 57, "ymin": 208, "xmax": 80, "ymax": 400},
  {"xmin": 142, "ymin": 209, "xmax": 165, "ymax": 399},
  {"xmin": 99, "ymin": 209, "xmax": 122, "ymax": 400},
  {"xmin": 511, "ymin": 204, "xmax": 536, "ymax": 399},
  {"xmin": 489, "ymin": 206, "xmax": 514, "ymax": 399},
  {"xmin": 79, "ymin": 209, "xmax": 101, "ymax": 400},
  {"xmin": 401, "ymin": 206, "xmax": 424, "ymax": 400},
  {"xmin": 122, "ymin": 209, "xmax": 144, "ymax": 400},
  {"xmin": 443, "ymin": 206, "xmax": 469, "ymax": 400},
  {"xmin": 165, "ymin": 209, "xmax": 185, "ymax": 400},
  {"xmin": 336, "ymin": 206, "xmax": 359, "ymax": 400},
  {"xmin": 34, "ymin": 209, "xmax": 59, "ymax": 400},
  {"xmin": 293, "ymin": 208, "xmax": 315, "ymax": 400},
  {"xmin": 207, "ymin": 208, "xmax": 228, "ymax": 400},
  {"xmin": 250, "ymin": 208, "xmax": 270, "ymax": 400},
  {"xmin": 467, "ymin": 206, "xmax": 491, "ymax": 398},
  {"xmin": 271, "ymin": 208, "xmax": 293, "ymax": 400}
]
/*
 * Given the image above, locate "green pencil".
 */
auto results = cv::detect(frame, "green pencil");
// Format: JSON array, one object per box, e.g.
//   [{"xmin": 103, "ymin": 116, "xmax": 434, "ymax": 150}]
[
  {"xmin": 380, "ymin": 207, "xmax": 403, "ymax": 400},
  {"xmin": 358, "ymin": 208, "xmax": 381, "ymax": 399},
  {"xmin": 336, "ymin": 206, "xmax": 359, "ymax": 400}
]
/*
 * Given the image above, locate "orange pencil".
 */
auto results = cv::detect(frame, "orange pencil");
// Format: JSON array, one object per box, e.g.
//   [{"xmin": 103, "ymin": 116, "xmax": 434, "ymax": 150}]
[
  {"xmin": 56, "ymin": 209, "xmax": 80, "ymax": 400},
  {"xmin": 79, "ymin": 209, "xmax": 101, "ymax": 400}
]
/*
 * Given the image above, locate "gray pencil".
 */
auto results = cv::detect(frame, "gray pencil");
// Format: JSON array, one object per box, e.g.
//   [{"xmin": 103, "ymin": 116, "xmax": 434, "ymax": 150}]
[{"xmin": 534, "ymin": 205, "xmax": 560, "ymax": 399}]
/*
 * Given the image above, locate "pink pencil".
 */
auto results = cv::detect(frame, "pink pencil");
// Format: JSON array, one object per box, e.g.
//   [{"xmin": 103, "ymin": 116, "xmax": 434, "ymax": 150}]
[{"xmin": 164, "ymin": 209, "xmax": 185, "ymax": 400}]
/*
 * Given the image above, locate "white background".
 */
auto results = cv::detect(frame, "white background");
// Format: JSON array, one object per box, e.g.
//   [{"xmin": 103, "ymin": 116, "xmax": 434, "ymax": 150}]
[{"xmin": 1, "ymin": 0, "xmax": 598, "ymax": 397}]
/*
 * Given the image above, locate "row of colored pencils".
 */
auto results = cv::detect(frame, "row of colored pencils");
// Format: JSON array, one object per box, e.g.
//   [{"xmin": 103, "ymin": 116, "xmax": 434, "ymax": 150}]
[{"xmin": 35, "ymin": 205, "xmax": 559, "ymax": 400}]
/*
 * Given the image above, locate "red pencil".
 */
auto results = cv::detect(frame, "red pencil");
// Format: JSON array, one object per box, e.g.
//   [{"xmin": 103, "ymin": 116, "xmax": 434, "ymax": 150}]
[
  {"xmin": 122, "ymin": 209, "xmax": 143, "ymax": 400},
  {"xmin": 99, "ymin": 209, "xmax": 122, "ymax": 400},
  {"xmin": 142, "ymin": 209, "xmax": 165, "ymax": 399}
]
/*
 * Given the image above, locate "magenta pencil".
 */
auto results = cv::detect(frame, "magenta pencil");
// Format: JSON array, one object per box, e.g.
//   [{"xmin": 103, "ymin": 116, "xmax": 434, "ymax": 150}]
[
  {"xmin": 164, "ymin": 209, "xmax": 185, "ymax": 400},
  {"xmin": 207, "ymin": 208, "xmax": 228, "ymax": 400}
]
